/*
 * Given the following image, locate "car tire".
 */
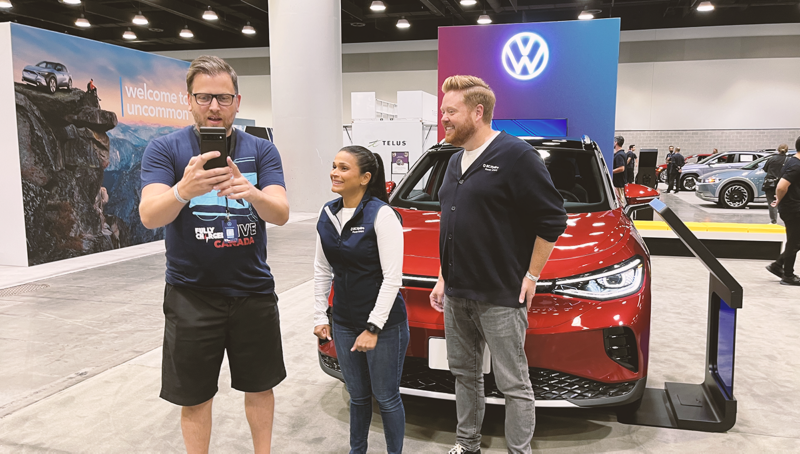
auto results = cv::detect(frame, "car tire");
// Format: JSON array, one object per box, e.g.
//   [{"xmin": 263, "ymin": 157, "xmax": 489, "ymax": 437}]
[
  {"xmin": 720, "ymin": 183, "xmax": 752, "ymax": 209},
  {"xmin": 47, "ymin": 77, "xmax": 56, "ymax": 94},
  {"xmin": 67, "ymin": 78, "xmax": 72, "ymax": 89},
  {"xmin": 680, "ymin": 174, "xmax": 698, "ymax": 191},
  {"xmin": 658, "ymin": 172, "xmax": 667, "ymax": 183}
]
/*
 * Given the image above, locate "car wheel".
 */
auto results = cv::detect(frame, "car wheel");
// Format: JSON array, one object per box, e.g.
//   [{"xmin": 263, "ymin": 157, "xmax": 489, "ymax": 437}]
[
  {"xmin": 680, "ymin": 174, "xmax": 698, "ymax": 191},
  {"xmin": 67, "ymin": 78, "xmax": 72, "ymax": 89},
  {"xmin": 47, "ymin": 77, "xmax": 56, "ymax": 94},
  {"xmin": 658, "ymin": 172, "xmax": 667, "ymax": 183},
  {"xmin": 720, "ymin": 183, "xmax": 752, "ymax": 209}
]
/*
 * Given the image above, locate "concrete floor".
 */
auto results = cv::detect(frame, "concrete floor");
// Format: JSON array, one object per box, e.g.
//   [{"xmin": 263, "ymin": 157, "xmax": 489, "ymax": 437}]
[{"xmin": 1, "ymin": 212, "xmax": 799, "ymax": 453}]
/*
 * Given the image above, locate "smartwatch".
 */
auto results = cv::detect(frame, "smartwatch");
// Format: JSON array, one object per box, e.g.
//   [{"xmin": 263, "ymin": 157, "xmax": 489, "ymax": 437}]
[{"xmin": 366, "ymin": 323, "xmax": 382, "ymax": 335}]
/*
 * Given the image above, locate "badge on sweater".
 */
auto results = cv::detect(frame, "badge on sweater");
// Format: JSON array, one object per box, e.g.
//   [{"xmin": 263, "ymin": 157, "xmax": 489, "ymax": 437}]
[{"xmin": 222, "ymin": 219, "xmax": 238, "ymax": 242}]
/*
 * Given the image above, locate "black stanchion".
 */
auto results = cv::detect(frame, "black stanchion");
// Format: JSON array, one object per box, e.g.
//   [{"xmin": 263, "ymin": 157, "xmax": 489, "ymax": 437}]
[{"xmin": 617, "ymin": 198, "xmax": 742, "ymax": 432}]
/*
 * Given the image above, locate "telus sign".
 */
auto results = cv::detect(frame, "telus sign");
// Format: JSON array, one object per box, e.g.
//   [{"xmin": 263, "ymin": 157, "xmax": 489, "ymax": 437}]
[{"xmin": 438, "ymin": 19, "xmax": 620, "ymax": 165}]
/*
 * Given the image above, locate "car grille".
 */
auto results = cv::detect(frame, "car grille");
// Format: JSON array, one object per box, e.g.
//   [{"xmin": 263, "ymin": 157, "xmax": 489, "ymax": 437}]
[{"xmin": 321, "ymin": 354, "xmax": 637, "ymax": 401}]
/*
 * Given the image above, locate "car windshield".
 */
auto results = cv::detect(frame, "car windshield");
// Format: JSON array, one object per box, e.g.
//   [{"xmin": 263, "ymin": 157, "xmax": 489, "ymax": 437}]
[
  {"xmin": 391, "ymin": 146, "xmax": 610, "ymax": 214},
  {"xmin": 741, "ymin": 156, "xmax": 768, "ymax": 170},
  {"xmin": 36, "ymin": 61, "xmax": 47, "ymax": 68}
]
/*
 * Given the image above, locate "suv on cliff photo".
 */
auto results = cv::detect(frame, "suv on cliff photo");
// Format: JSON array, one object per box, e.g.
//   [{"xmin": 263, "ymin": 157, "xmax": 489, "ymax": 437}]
[{"xmin": 22, "ymin": 61, "xmax": 73, "ymax": 94}]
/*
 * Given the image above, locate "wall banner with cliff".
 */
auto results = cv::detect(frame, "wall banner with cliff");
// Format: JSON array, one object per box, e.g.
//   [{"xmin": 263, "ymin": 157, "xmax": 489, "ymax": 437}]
[{"xmin": 8, "ymin": 23, "xmax": 191, "ymax": 266}]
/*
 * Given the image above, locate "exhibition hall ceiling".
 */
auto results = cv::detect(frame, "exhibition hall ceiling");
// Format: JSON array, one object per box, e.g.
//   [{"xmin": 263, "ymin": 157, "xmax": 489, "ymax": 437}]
[{"xmin": 1, "ymin": 0, "xmax": 799, "ymax": 52}]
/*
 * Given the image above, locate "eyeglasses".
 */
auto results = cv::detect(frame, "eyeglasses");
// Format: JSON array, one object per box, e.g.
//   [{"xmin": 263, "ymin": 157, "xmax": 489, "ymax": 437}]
[{"xmin": 192, "ymin": 93, "xmax": 237, "ymax": 106}]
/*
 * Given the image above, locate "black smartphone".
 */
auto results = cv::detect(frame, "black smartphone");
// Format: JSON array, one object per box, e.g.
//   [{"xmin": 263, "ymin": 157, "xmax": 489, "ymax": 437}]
[{"xmin": 200, "ymin": 127, "xmax": 228, "ymax": 170}]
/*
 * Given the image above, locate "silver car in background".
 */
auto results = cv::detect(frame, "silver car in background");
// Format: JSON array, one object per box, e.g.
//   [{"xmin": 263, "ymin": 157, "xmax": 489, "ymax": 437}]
[
  {"xmin": 678, "ymin": 151, "xmax": 770, "ymax": 191},
  {"xmin": 695, "ymin": 151, "xmax": 797, "ymax": 208}
]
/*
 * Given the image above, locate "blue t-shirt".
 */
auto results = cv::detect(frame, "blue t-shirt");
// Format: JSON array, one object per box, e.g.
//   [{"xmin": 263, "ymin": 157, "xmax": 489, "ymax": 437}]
[{"xmin": 140, "ymin": 126, "xmax": 285, "ymax": 296}]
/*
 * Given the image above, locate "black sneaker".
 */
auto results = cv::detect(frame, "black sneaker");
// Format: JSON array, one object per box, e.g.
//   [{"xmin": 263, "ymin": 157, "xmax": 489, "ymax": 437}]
[
  {"xmin": 766, "ymin": 262, "xmax": 784, "ymax": 279},
  {"xmin": 447, "ymin": 444, "xmax": 481, "ymax": 454},
  {"xmin": 780, "ymin": 275, "xmax": 800, "ymax": 286}
]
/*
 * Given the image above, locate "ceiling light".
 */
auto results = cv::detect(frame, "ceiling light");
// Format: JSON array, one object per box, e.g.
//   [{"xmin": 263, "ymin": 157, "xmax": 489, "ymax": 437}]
[
  {"xmin": 133, "ymin": 11, "xmax": 148, "ymax": 25},
  {"xmin": 578, "ymin": 9, "xmax": 594, "ymax": 20},
  {"xmin": 242, "ymin": 22, "xmax": 256, "ymax": 35},
  {"xmin": 202, "ymin": 6, "xmax": 218, "ymax": 20},
  {"xmin": 0, "ymin": 1, "xmax": 12, "ymax": 9},
  {"xmin": 396, "ymin": 17, "xmax": 410, "ymax": 29},
  {"xmin": 75, "ymin": 14, "xmax": 90, "ymax": 27},
  {"xmin": 477, "ymin": 14, "xmax": 491, "ymax": 25},
  {"xmin": 460, "ymin": 0, "xmax": 477, "ymax": 5},
  {"xmin": 370, "ymin": 1, "xmax": 386, "ymax": 12},
  {"xmin": 179, "ymin": 26, "xmax": 193, "ymax": 38},
  {"xmin": 697, "ymin": 1, "xmax": 714, "ymax": 12},
  {"xmin": 61, "ymin": 0, "xmax": 81, "ymax": 4},
  {"xmin": 123, "ymin": 28, "xmax": 137, "ymax": 40}
]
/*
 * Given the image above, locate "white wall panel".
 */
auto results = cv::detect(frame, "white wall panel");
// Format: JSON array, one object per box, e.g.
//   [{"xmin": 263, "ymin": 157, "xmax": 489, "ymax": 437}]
[{"xmin": 617, "ymin": 58, "xmax": 800, "ymax": 130}]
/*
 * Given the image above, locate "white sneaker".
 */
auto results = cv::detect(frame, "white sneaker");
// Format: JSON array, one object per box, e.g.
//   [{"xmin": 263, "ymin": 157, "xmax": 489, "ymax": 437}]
[{"xmin": 448, "ymin": 443, "xmax": 480, "ymax": 454}]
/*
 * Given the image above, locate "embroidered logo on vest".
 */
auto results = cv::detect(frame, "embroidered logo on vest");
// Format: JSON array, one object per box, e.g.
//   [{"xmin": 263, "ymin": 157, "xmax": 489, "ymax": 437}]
[
  {"xmin": 350, "ymin": 226, "xmax": 366, "ymax": 234},
  {"xmin": 483, "ymin": 164, "xmax": 500, "ymax": 172}
]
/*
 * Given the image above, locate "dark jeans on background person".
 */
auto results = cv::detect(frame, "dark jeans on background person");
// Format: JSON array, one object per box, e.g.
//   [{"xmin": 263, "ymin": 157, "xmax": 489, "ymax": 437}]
[
  {"xmin": 444, "ymin": 295, "xmax": 535, "ymax": 454},
  {"xmin": 626, "ymin": 167, "xmax": 635, "ymax": 186},
  {"xmin": 765, "ymin": 188, "xmax": 778, "ymax": 224},
  {"xmin": 666, "ymin": 170, "xmax": 680, "ymax": 193},
  {"xmin": 776, "ymin": 215, "xmax": 800, "ymax": 277},
  {"xmin": 333, "ymin": 320, "xmax": 410, "ymax": 454}
]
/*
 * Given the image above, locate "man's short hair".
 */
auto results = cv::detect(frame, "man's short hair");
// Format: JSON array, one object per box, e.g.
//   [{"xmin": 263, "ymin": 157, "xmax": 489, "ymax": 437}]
[
  {"xmin": 795, "ymin": 136, "xmax": 800, "ymax": 152},
  {"xmin": 614, "ymin": 136, "xmax": 625, "ymax": 147},
  {"xmin": 186, "ymin": 56, "xmax": 238, "ymax": 94},
  {"xmin": 628, "ymin": 144, "xmax": 635, "ymax": 150},
  {"xmin": 676, "ymin": 146, "xmax": 681, "ymax": 152},
  {"xmin": 442, "ymin": 75, "xmax": 496, "ymax": 124}
]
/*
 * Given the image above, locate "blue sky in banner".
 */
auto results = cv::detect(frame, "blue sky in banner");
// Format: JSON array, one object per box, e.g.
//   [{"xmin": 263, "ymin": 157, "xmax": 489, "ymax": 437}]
[{"xmin": 11, "ymin": 23, "xmax": 191, "ymax": 127}]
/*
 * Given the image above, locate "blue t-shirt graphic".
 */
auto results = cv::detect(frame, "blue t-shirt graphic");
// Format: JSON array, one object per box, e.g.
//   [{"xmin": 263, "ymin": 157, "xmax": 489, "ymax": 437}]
[{"xmin": 140, "ymin": 126, "xmax": 285, "ymax": 296}]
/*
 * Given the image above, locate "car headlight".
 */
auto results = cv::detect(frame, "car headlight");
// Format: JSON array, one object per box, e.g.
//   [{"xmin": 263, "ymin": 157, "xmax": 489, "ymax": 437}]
[
  {"xmin": 705, "ymin": 176, "xmax": 724, "ymax": 184},
  {"xmin": 548, "ymin": 257, "xmax": 644, "ymax": 301}
]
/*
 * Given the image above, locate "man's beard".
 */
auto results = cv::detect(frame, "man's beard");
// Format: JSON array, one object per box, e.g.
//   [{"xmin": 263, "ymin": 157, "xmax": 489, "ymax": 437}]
[{"xmin": 446, "ymin": 121, "xmax": 477, "ymax": 147}]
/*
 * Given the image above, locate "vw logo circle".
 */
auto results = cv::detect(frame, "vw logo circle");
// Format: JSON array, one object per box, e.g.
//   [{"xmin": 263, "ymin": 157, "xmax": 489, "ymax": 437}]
[{"xmin": 502, "ymin": 32, "xmax": 549, "ymax": 81}]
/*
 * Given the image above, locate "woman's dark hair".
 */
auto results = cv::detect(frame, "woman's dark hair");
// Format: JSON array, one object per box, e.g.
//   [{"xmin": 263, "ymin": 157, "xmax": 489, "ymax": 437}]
[{"xmin": 340, "ymin": 145, "xmax": 389, "ymax": 203}]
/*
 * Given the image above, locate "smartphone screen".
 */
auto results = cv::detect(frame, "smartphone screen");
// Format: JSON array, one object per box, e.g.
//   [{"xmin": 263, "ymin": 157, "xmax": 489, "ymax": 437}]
[{"xmin": 200, "ymin": 127, "xmax": 228, "ymax": 170}]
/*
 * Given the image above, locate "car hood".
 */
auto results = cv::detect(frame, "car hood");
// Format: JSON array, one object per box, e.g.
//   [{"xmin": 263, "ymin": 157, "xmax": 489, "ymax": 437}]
[
  {"xmin": 397, "ymin": 208, "xmax": 635, "ymax": 279},
  {"xmin": 23, "ymin": 65, "xmax": 45, "ymax": 72}
]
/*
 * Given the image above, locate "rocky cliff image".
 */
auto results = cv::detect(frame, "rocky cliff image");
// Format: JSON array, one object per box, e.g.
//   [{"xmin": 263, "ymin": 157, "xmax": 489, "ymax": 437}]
[{"xmin": 16, "ymin": 83, "xmax": 177, "ymax": 265}]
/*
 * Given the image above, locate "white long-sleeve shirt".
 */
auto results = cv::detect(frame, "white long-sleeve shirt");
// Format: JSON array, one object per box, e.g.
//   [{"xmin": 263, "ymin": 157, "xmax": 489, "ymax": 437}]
[{"xmin": 313, "ymin": 204, "xmax": 404, "ymax": 330}]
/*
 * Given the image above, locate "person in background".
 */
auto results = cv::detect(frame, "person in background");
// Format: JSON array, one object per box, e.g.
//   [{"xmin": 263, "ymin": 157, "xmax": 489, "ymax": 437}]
[
  {"xmin": 313, "ymin": 146, "xmax": 408, "ymax": 454},
  {"xmin": 712, "ymin": 148, "xmax": 719, "ymax": 154},
  {"xmin": 613, "ymin": 136, "xmax": 627, "ymax": 203},
  {"xmin": 626, "ymin": 144, "xmax": 637, "ymax": 185},
  {"xmin": 766, "ymin": 136, "xmax": 800, "ymax": 286},
  {"xmin": 666, "ymin": 146, "xmax": 685, "ymax": 194},
  {"xmin": 763, "ymin": 144, "xmax": 791, "ymax": 224}
]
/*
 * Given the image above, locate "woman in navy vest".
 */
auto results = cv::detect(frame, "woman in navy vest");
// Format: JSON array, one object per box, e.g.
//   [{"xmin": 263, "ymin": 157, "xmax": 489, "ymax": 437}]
[{"xmin": 313, "ymin": 146, "xmax": 408, "ymax": 454}]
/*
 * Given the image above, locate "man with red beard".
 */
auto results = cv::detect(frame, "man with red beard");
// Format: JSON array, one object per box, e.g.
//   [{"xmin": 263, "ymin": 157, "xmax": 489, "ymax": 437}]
[
  {"xmin": 139, "ymin": 56, "xmax": 289, "ymax": 454},
  {"xmin": 430, "ymin": 75, "xmax": 567, "ymax": 454}
]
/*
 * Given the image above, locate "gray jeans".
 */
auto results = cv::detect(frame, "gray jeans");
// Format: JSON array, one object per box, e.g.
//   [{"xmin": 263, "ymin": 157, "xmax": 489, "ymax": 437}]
[{"xmin": 444, "ymin": 295, "xmax": 535, "ymax": 454}]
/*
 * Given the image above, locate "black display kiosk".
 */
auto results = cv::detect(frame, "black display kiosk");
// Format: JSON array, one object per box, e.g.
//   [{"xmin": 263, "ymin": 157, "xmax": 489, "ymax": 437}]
[{"xmin": 618, "ymin": 198, "xmax": 742, "ymax": 432}]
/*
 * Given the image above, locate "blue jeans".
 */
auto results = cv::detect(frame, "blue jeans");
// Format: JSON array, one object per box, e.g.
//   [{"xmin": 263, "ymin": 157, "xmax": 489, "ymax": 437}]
[
  {"xmin": 444, "ymin": 296, "xmax": 535, "ymax": 454},
  {"xmin": 333, "ymin": 321, "xmax": 409, "ymax": 454}
]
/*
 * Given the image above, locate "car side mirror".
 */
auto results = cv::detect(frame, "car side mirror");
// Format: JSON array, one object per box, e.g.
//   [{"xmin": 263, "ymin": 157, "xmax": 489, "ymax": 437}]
[
  {"xmin": 624, "ymin": 184, "xmax": 660, "ymax": 216},
  {"xmin": 385, "ymin": 181, "xmax": 397, "ymax": 195}
]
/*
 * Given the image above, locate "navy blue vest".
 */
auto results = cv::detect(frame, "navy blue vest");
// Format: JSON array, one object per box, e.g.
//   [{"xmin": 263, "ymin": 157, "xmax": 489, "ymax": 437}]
[{"xmin": 317, "ymin": 194, "xmax": 407, "ymax": 330}]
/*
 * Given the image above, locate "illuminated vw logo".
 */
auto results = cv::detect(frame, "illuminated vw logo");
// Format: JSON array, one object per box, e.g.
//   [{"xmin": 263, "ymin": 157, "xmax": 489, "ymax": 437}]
[{"xmin": 502, "ymin": 32, "xmax": 549, "ymax": 80}]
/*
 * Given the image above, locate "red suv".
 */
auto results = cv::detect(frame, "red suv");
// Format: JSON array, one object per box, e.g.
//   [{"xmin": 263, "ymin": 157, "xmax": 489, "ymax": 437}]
[{"xmin": 318, "ymin": 136, "xmax": 660, "ymax": 408}]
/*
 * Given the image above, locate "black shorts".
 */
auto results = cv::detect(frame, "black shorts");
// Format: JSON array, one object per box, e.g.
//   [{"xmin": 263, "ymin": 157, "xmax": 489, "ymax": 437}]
[{"xmin": 160, "ymin": 283, "xmax": 286, "ymax": 407}]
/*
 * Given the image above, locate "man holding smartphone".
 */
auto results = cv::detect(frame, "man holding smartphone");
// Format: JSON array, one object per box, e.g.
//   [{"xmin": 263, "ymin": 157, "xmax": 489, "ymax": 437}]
[{"xmin": 139, "ymin": 56, "xmax": 289, "ymax": 454}]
